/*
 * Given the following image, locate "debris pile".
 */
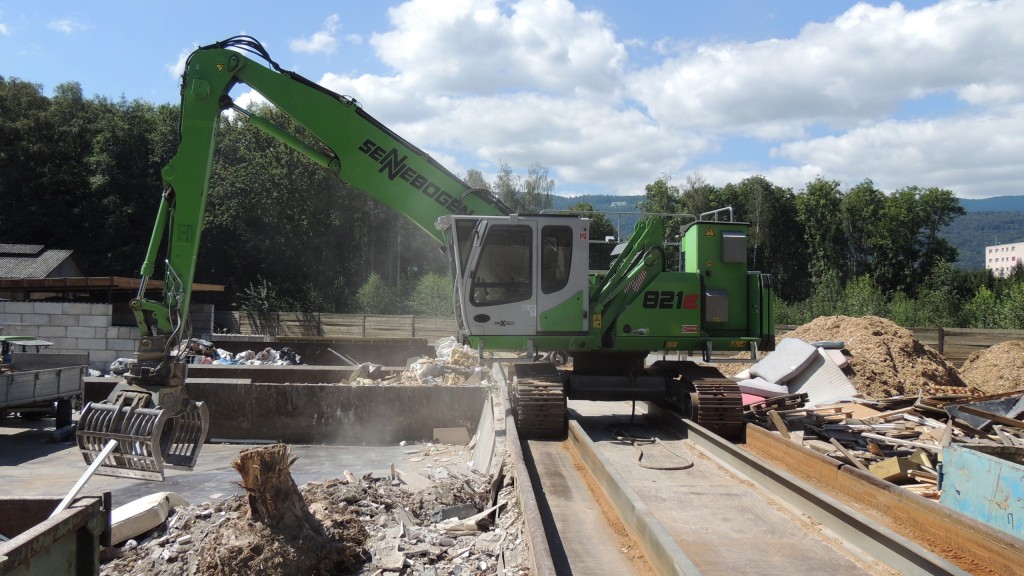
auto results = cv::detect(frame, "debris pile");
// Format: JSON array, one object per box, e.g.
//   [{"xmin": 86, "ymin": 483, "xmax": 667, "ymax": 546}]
[
  {"xmin": 348, "ymin": 337, "xmax": 483, "ymax": 387},
  {"xmin": 183, "ymin": 338, "xmax": 301, "ymax": 366},
  {"xmin": 101, "ymin": 446, "xmax": 526, "ymax": 576},
  {"xmin": 721, "ymin": 315, "xmax": 970, "ymax": 398},
  {"xmin": 741, "ymin": 331, "xmax": 1024, "ymax": 507},
  {"xmin": 106, "ymin": 339, "xmax": 301, "ymax": 377},
  {"xmin": 734, "ymin": 314, "xmax": 1024, "ymax": 513}
]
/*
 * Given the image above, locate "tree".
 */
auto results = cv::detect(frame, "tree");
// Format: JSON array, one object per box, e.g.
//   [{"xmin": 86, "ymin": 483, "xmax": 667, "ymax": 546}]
[
  {"xmin": 492, "ymin": 159, "xmax": 554, "ymax": 214},
  {"xmin": 409, "ymin": 272, "xmax": 454, "ymax": 316},
  {"xmin": 840, "ymin": 180, "xmax": 885, "ymax": 278},
  {"xmin": 521, "ymin": 162, "xmax": 555, "ymax": 213},
  {"xmin": 796, "ymin": 177, "xmax": 846, "ymax": 285},
  {"xmin": 872, "ymin": 186, "xmax": 965, "ymax": 296},
  {"xmin": 917, "ymin": 186, "xmax": 965, "ymax": 272},
  {"xmin": 355, "ymin": 272, "xmax": 397, "ymax": 314},
  {"xmin": 565, "ymin": 201, "xmax": 616, "ymax": 270},
  {"xmin": 83, "ymin": 96, "xmax": 167, "ymax": 275},
  {"xmin": 718, "ymin": 176, "xmax": 810, "ymax": 300},
  {"xmin": 679, "ymin": 173, "xmax": 718, "ymax": 216}
]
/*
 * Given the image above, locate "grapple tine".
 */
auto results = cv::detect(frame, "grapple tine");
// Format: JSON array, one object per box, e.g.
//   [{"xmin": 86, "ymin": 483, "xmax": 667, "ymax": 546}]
[
  {"xmin": 163, "ymin": 401, "xmax": 209, "ymax": 470},
  {"xmin": 77, "ymin": 397, "xmax": 168, "ymax": 481}
]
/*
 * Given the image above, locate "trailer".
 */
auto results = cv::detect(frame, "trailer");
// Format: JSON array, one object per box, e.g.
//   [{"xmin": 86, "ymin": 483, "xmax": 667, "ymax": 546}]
[
  {"xmin": 0, "ymin": 495, "xmax": 111, "ymax": 576},
  {"xmin": 0, "ymin": 342, "xmax": 87, "ymax": 428}
]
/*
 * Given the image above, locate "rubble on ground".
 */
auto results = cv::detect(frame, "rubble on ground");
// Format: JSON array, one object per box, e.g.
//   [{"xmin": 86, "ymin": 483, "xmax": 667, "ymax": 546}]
[
  {"xmin": 348, "ymin": 337, "xmax": 483, "ymax": 387},
  {"xmin": 100, "ymin": 448, "xmax": 527, "ymax": 576},
  {"xmin": 958, "ymin": 340, "xmax": 1024, "ymax": 395}
]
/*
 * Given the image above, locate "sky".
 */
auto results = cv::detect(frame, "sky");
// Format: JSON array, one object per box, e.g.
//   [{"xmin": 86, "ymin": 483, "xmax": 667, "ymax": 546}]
[{"xmin": 2, "ymin": 0, "xmax": 1022, "ymax": 200}]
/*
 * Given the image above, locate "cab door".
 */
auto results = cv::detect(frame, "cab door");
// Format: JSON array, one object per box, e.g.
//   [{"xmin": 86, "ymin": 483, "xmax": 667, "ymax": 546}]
[
  {"xmin": 536, "ymin": 219, "xmax": 589, "ymax": 334},
  {"xmin": 461, "ymin": 219, "xmax": 539, "ymax": 336}
]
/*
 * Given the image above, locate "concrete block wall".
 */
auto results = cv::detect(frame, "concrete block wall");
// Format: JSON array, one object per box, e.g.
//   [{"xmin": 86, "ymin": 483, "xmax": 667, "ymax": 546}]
[{"xmin": 0, "ymin": 301, "xmax": 137, "ymax": 372}]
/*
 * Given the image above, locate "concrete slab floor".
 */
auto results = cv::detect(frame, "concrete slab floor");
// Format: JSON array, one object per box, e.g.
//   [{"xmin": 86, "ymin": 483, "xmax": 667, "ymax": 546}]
[{"xmin": 0, "ymin": 415, "xmax": 476, "ymax": 510}]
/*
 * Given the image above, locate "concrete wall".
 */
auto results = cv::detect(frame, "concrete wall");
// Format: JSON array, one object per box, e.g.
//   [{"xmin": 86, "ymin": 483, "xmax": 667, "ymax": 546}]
[
  {"xmin": 187, "ymin": 381, "xmax": 489, "ymax": 445},
  {"xmin": 0, "ymin": 301, "xmax": 136, "ymax": 372}
]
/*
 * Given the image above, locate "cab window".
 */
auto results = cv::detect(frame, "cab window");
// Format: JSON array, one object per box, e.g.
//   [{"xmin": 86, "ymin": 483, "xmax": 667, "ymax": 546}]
[
  {"xmin": 470, "ymin": 225, "xmax": 532, "ymax": 306},
  {"xmin": 541, "ymin": 226, "xmax": 572, "ymax": 294}
]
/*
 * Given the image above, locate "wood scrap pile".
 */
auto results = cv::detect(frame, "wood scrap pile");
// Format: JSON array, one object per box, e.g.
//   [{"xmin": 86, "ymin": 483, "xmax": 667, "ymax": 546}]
[{"xmin": 748, "ymin": 390, "xmax": 1024, "ymax": 500}]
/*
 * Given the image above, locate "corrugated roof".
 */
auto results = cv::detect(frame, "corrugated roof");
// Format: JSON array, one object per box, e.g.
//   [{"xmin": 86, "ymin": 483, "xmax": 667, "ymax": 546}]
[{"xmin": 0, "ymin": 246, "xmax": 75, "ymax": 279}]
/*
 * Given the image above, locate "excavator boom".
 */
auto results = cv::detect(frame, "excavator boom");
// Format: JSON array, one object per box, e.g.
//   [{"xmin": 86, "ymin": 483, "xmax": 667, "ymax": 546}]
[{"xmin": 78, "ymin": 36, "xmax": 509, "ymax": 480}]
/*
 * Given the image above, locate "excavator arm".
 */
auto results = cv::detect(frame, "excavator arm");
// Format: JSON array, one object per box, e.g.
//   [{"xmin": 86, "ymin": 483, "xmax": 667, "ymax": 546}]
[{"xmin": 78, "ymin": 36, "xmax": 509, "ymax": 480}]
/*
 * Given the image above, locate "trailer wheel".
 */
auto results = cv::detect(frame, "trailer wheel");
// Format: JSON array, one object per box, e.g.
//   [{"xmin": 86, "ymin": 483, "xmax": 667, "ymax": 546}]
[{"xmin": 55, "ymin": 399, "xmax": 73, "ymax": 429}]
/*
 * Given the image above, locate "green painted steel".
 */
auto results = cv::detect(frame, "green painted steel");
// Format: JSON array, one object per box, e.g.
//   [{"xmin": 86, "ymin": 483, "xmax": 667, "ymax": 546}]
[{"xmin": 538, "ymin": 290, "xmax": 586, "ymax": 332}]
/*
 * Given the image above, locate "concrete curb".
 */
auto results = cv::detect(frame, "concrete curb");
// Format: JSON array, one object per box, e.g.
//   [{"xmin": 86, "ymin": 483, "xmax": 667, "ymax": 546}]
[
  {"xmin": 492, "ymin": 362, "xmax": 557, "ymax": 576},
  {"xmin": 566, "ymin": 419, "xmax": 703, "ymax": 576}
]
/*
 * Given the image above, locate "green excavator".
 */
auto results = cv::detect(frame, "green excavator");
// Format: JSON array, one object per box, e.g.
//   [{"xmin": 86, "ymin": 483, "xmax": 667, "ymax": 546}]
[{"xmin": 77, "ymin": 36, "xmax": 774, "ymax": 480}]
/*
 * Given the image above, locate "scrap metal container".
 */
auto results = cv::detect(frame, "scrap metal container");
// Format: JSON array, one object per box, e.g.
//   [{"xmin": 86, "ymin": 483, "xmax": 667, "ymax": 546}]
[
  {"xmin": 0, "ymin": 495, "xmax": 110, "ymax": 576},
  {"xmin": 940, "ymin": 444, "xmax": 1024, "ymax": 538}
]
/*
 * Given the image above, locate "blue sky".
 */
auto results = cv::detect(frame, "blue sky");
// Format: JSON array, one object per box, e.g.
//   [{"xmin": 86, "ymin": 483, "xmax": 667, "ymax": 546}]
[{"xmin": 2, "ymin": 0, "xmax": 1021, "ymax": 199}]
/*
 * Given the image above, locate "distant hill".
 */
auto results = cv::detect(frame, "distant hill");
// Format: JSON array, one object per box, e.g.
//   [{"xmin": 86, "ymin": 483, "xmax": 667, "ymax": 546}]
[
  {"xmin": 550, "ymin": 194, "xmax": 1023, "ymax": 270},
  {"xmin": 960, "ymin": 195, "xmax": 1024, "ymax": 213},
  {"xmin": 947, "ymin": 196, "xmax": 1024, "ymax": 270}
]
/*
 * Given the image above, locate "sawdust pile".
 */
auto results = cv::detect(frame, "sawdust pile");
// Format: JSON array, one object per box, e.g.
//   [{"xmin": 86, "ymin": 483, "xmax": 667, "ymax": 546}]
[
  {"xmin": 720, "ymin": 315, "xmax": 968, "ymax": 399},
  {"xmin": 959, "ymin": 340, "xmax": 1024, "ymax": 395}
]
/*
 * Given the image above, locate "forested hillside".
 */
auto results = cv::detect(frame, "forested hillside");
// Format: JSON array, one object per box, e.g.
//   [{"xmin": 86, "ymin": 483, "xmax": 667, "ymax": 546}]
[{"xmin": 554, "ymin": 194, "xmax": 1024, "ymax": 271}]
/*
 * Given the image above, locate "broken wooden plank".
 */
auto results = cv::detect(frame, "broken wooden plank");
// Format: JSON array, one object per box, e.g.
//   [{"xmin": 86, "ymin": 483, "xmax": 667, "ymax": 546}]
[
  {"xmin": 829, "ymin": 438, "xmax": 870, "ymax": 472},
  {"xmin": 767, "ymin": 410, "xmax": 791, "ymax": 440},
  {"xmin": 957, "ymin": 405, "xmax": 1024, "ymax": 431},
  {"xmin": 861, "ymin": 432, "xmax": 941, "ymax": 452}
]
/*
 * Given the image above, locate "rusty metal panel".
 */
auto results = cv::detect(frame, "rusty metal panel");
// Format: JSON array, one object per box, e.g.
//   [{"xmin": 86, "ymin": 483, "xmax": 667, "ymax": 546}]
[{"xmin": 0, "ymin": 495, "xmax": 110, "ymax": 576}]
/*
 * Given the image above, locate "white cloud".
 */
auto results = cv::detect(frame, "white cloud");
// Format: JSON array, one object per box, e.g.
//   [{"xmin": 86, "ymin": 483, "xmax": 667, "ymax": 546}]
[
  {"xmin": 627, "ymin": 1, "xmax": 1024, "ymax": 139},
  {"xmin": 48, "ymin": 18, "xmax": 88, "ymax": 34},
  {"xmin": 370, "ymin": 0, "xmax": 626, "ymax": 96},
  {"xmin": 772, "ymin": 105, "xmax": 1024, "ymax": 198},
  {"xmin": 302, "ymin": 1, "xmax": 1024, "ymax": 200},
  {"xmin": 0, "ymin": 22, "xmax": 8, "ymax": 36},
  {"xmin": 167, "ymin": 48, "xmax": 192, "ymax": 80},
  {"xmin": 291, "ymin": 14, "xmax": 341, "ymax": 55}
]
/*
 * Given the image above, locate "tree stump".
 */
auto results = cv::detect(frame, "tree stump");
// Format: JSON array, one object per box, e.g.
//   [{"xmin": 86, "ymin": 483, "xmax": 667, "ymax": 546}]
[{"xmin": 232, "ymin": 444, "xmax": 318, "ymax": 534}]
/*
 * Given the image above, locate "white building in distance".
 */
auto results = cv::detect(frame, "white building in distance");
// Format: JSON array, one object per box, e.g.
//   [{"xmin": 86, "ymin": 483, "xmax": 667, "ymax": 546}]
[{"xmin": 986, "ymin": 241, "xmax": 1024, "ymax": 277}]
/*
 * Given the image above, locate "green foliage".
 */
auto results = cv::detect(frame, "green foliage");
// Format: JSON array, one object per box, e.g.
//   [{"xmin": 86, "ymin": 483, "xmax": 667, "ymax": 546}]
[
  {"xmin": 795, "ymin": 177, "xmax": 846, "ymax": 284},
  {"xmin": 840, "ymin": 275, "xmax": 888, "ymax": 318},
  {"xmin": 355, "ymin": 273, "xmax": 397, "ymax": 314},
  {"xmin": 239, "ymin": 277, "xmax": 295, "ymax": 335},
  {"xmin": 493, "ymin": 160, "xmax": 554, "ymax": 214},
  {"xmin": 408, "ymin": 272, "xmax": 454, "ymax": 317}
]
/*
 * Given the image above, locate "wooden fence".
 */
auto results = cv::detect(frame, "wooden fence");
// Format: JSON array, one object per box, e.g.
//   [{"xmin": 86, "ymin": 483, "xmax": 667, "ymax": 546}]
[
  {"xmin": 227, "ymin": 314, "xmax": 1021, "ymax": 367},
  {"xmin": 229, "ymin": 312, "xmax": 458, "ymax": 343},
  {"xmin": 778, "ymin": 325, "xmax": 1024, "ymax": 367}
]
